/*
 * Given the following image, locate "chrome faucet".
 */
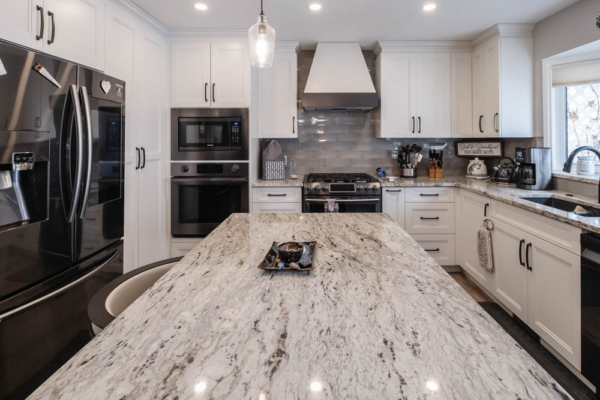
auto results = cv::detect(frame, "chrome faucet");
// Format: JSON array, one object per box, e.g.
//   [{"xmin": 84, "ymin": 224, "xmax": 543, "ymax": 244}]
[{"xmin": 563, "ymin": 146, "xmax": 600, "ymax": 202}]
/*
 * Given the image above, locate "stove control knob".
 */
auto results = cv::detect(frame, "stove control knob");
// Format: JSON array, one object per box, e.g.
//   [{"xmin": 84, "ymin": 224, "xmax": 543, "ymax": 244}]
[
  {"xmin": 322, "ymin": 186, "xmax": 328, "ymax": 192},
  {"xmin": 231, "ymin": 164, "xmax": 240, "ymax": 173},
  {"xmin": 371, "ymin": 186, "xmax": 378, "ymax": 191},
  {"xmin": 180, "ymin": 165, "xmax": 189, "ymax": 173},
  {"xmin": 314, "ymin": 185, "xmax": 321, "ymax": 191}
]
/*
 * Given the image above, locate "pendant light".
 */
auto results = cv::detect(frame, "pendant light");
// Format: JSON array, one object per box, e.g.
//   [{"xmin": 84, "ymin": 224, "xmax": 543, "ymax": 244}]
[{"xmin": 248, "ymin": 0, "xmax": 275, "ymax": 68}]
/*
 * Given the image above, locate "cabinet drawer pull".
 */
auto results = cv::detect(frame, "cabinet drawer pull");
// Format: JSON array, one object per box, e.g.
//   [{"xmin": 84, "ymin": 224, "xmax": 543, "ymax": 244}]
[
  {"xmin": 425, "ymin": 248, "xmax": 440, "ymax": 252},
  {"xmin": 526, "ymin": 242, "xmax": 532, "ymax": 271},
  {"xmin": 47, "ymin": 11, "xmax": 55, "ymax": 45},
  {"xmin": 420, "ymin": 217, "xmax": 440, "ymax": 220},
  {"xmin": 418, "ymin": 116, "xmax": 421, "ymax": 134},
  {"xmin": 420, "ymin": 193, "xmax": 439, "ymax": 197},
  {"xmin": 293, "ymin": 116, "xmax": 296, "ymax": 134},
  {"xmin": 212, "ymin": 83, "xmax": 216, "ymax": 103},
  {"xmin": 484, "ymin": 203, "xmax": 489, "ymax": 217},
  {"xmin": 268, "ymin": 194, "xmax": 287, "ymax": 197},
  {"xmin": 494, "ymin": 112, "xmax": 499, "ymax": 133},
  {"xmin": 386, "ymin": 189, "xmax": 402, "ymax": 192},
  {"xmin": 412, "ymin": 116, "xmax": 415, "ymax": 134},
  {"xmin": 479, "ymin": 115, "xmax": 483, "ymax": 133},
  {"xmin": 36, "ymin": 6, "xmax": 44, "ymax": 40},
  {"xmin": 519, "ymin": 239, "xmax": 525, "ymax": 266},
  {"xmin": 205, "ymin": 83, "xmax": 208, "ymax": 102}
]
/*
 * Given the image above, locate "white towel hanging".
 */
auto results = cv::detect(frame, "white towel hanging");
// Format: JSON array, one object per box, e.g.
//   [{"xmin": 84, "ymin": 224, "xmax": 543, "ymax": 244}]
[{"xmin": 477, "ymin": 219, "xmax": 494, "ymax": 272}]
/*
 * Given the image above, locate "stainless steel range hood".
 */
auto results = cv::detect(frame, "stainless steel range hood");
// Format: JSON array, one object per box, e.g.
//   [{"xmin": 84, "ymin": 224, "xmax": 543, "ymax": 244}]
[{"xmin": 302, "ymin": 43, "xmax": 378, "ymax": 111}]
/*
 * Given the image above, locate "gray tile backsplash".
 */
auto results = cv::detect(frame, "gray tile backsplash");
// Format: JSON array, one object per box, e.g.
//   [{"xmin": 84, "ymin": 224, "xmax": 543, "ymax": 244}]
[{"xmin": 259, "ymin": 50, "xmax": 544, "ymax": 179}]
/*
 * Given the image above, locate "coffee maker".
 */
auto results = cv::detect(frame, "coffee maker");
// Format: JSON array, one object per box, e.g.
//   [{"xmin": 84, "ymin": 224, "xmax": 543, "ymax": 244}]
[{"xmin": 514, "ymin": 147, "xmax": 553, "ymax": 190}]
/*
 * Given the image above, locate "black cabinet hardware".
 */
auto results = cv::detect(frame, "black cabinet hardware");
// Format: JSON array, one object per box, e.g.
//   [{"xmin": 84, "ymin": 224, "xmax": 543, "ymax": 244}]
[
  {"xmin": 479, "ymin": 115, "xmax": 483, "ymax": 133},
  {"xmin": 47, "ymin": 11, "xmax": 55, "ymax": 45},
  {"xmin": 420, "ymin": 193, "xmax": 439, "ymax": 197},
  {"xmin": 205, "ymin": 83, "xmax": 208, "ymax": 102},
  {"xmin": 293, "ymin": 116, "xmax": 295, "ymax": 134},
  {"xmin": 141, "ymin": 147, "xmax": 146, "ymax": 169},
  {"xmin": 420, "ymin": 217, "xmax": 440, "ymax": 220},
  {"xmin": 268, "ymin": 194, "xmax": 287, "ymax": 197},
  {"xmin": 425, "ymin": 248, "xmax": 440, "ymax": 252},
  {"xmin": 494, "ymin": 112, "xmax": 499, "ymax": 133},
  {"xmin": 212, "ymin": 83, "xmax": 216, "ymax": 103},
  {"xmin": 418, "ymin": 116, "xmax": 421, "ymax": 134},
  {"xmin": 136, "ymin": 147, "xmax": 140, "ymax": 170},
  {"xmin": 386, "ymin": 189, "xmax": 402, "ymax": 192},
  {"xmin": 412, "ymin": 116, "xmax": 415, "ymax": 133},
  {"xmin": 519, "ymin": 239, "xmax": 525, "ymax": 266},
  {"xmin": 36, "ymin": 6, "xmax": 44, "ymax": 40},
  {"xmin": 484, "ymin": 203, "xmax": 489, "ymax": 217},
  {"xmin": 526, "ymin": 243, "xmax": 532, "ymax": 271}
]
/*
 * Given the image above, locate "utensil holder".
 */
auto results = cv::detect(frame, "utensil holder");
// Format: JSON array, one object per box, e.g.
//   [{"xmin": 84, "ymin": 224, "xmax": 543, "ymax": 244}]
[{"xmin": 399, "ymin": 168, "xmax": 417, "ymax": 178}]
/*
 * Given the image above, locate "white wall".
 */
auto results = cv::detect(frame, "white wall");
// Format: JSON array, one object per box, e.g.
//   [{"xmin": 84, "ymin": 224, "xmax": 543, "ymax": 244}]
[{"xmin": 533, "ymin": 0, "xmax": 600, "ymax": 136}]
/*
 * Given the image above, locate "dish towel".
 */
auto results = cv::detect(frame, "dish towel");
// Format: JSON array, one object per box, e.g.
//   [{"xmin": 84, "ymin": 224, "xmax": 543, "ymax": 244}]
[{"xmin": 477, "ymin": 219, "xmax": 494, "ymax": 272}]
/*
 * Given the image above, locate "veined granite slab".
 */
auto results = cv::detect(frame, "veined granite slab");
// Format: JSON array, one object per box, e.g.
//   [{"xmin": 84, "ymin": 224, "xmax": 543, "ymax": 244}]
[
  {"xmin": 30, "ymin": 214, "xmax": 571, "ymax": 400},
  {"xmin": 252, "ymin": 177, "xmax": 304, "ymax": 187}
]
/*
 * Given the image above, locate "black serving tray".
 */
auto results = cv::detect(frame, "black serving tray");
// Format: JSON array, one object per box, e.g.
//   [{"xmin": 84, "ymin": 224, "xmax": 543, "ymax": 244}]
[{"xmin": 257, "ymin": 241, "xmax": 317, "ymax": 271}]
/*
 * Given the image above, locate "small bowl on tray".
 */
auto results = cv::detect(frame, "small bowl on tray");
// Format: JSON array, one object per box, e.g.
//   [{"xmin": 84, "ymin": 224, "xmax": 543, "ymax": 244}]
[{"xmin": 258, "ymin": 241, "xmax": 316, "ymax": 272}]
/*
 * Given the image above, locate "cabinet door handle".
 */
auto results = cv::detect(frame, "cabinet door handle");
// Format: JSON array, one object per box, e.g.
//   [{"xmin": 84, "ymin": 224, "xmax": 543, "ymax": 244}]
[
  {"xmin": 268, "ymin": 193, "xmax": 287, "ymax": 197},
  {"xmin": 484, "ymin": 203, "xmax": 489, "ymax": 217},
  {"xmin": 494, "ymin": 113, "xmax": 499, "ymax": 133},
  {"xmin": 47, "ymin": 11, "xmax": 55, "ymax": 45},
  {"xmin": 526, "ymin": 242, "xmax": 532, "ymax": 271},
  {"xmin": 479, "ymin": 115, "xmax": 483, "ymax": 133},
  {"xmin": 212, "ymin": 83, "xmax": 216, "ymax": 103},
  {"xmin": 36, "ymin": 6, "xmax": 44, "ymax": 40},
  {"xmin": 420, "ymin": 217, "xmax": 440, "ymax": 220},
  {"xmin": 418, "ymin": 116, "xmax": 421, "ymax": 134},
  {"xmin": 136, "ymin": 147, "xmax": 140, "ymax": 170},
  {"xmin": 420, "ymin": 193, "xmax": 439, "ymax": 197},
  {"xmin": 293, "ymin": 116, "xmax": 295, "ymax": 134},
  {"xmin": 519, "ymin": 239, "xmax": 525, "ymax": 266},
  {"xmin": 141, "ymin": 147, "xmax": 146, "ymax": 169},
  {"xmin": 205, "ymin": 83, "xmax": 208, "ymax": 103},
  {"xmin": 425, "ymin": 248, "xmax": 440, "ymax": 252},
  {"xmin": 412, "ymin": 116, "xmax": 415, "ymax": 134},
  {"xmin": 386, "ymin": 189, "xmax": 402, "ymax": 192}
]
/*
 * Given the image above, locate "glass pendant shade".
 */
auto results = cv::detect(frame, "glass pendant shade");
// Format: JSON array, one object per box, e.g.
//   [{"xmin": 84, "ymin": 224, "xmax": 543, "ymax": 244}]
[{"xmin": 248, "ymin": 15, "xmax": 275, "ymax": 68}]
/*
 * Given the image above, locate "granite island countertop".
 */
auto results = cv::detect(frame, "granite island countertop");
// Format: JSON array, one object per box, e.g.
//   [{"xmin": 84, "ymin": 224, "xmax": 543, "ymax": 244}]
[{"xmin": 30, "ymin": 213, "xmax": 571, "ymax": 400}]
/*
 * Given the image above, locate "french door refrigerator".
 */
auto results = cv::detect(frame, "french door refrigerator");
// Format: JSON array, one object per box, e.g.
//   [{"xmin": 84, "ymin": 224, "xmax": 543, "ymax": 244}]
[{"xmin": 0, "ymin": 41, "xmax": 125, "ymax": 399}]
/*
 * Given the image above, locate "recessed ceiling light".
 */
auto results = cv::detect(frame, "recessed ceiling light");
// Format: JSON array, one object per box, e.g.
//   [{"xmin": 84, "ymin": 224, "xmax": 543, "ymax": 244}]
[
  {"xmin": 309, "ymin": 4, "xmax": 322, "ymax": 11},
  {"xmin": 194, "ymin": 3, "xmax": 208, "ymax": 10},
  {"xmin": 422, "ymin": 3, "xmax": 437, "ymax": 11}
]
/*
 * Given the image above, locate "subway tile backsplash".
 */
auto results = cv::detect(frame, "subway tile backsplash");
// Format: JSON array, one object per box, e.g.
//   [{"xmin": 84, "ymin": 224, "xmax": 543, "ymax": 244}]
[{"xmin": 259, "ymin": 50, "xmax": 543, "ymax": 179}]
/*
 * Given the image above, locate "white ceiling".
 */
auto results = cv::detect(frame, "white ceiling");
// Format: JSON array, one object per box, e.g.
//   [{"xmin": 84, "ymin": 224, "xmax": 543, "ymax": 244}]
[{"xmin": 131, "ymin": 0, "xmax": 579, "ymax": 46}]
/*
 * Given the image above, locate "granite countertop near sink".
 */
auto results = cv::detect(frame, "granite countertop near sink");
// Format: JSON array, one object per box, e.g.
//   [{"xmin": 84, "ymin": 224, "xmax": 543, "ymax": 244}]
[
  {"xmin": 379, "ymin": 176, "xmax": 600, "ymax": 234},
  {"xmin": 28, "ymin": 213, "xmax": 571, "ymax": 400}
]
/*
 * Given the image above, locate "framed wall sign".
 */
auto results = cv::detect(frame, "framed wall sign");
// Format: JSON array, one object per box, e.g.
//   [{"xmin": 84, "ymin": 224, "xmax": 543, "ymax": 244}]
[{"xmin": 455, "ymin": 141, "xmax": 503, "ymax": 157}]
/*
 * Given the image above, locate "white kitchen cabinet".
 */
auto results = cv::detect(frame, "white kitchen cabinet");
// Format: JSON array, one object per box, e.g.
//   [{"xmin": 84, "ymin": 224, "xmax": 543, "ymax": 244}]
[
  {"xmin": 382, "ymin": 188, "xmax": 405, "ymax": 229},
  {"xmin": 404, "ymin": 187, "xmax": 455, "ymax": 203},
  {"xmin": 170, "ymin": 42, "xmax": 211, "ymax": 108},
  {"xmin": 170, "ymin": 239, "xmax": 203, "ymax": 258},
  {"xmin": 376, "ymin": 52, "xmax": 450, "ymax": 138},
  {"xmin": 472, "ymin": 34, "xmax": 533, "ymax": 138},
  {"xmin": 451, "ymin": 53, "xmax": 473, "ymax": 137},
  {"xmin": 0, "ymin": 0, "xmax": 104, "ymax": 70},
  {"xmin": 456, "ymin": 189, "xmax": 492, "ymax": 291},
  {"xmin": 492, "ymin": 219, "xmax": 529, "ymax": 321},
  {"xmin": 492, "ymin": 217, "xmax": 581, "ymax": 369},
  {"xmin": 405, "ymin": 203, "xmax": 455, "ymax": 234},
  {"xmin": 253, "ymin": 202, "xmax": 302, "ymax": 213},
  {"xmin": 412, "ymin": 234, "xmax": 455, "ymax": 266},
  {"xmin": 252, "ymin": 187, "xmax": 302, "ymax": 213},
  {"xmin": 415, "ymin": 53, "xmax": 451, "ymax": 138},
  {"xmin": 105, "ymin": 2, "xmax": 168, "ymax": 272},
  {"xmin": 171, "ymin": 41, "xmax": 250, "ymax": 108},
  {"xmin": 257, "ymin": 43, "xmax": 298, "ymax": 139},
  {"xmin": 0, "ymin": 0, "xmax": 44, "ymax": 51}
]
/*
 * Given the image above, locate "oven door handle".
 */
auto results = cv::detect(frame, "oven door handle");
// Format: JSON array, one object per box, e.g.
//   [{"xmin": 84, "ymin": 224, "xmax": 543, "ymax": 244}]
[
  {"xmin": 171, "ymin": 177, "xmax": 248, "ymax": 183},
  {"xmin": 305, "ymin": 198, "xmax": 381, "ymax": 203}
]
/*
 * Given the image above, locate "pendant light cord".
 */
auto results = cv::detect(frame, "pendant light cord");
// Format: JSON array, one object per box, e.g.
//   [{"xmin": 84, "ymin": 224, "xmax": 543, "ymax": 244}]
[{"xmin": 260, "ymin": 0, "xmax": 264, "ymax": 16}]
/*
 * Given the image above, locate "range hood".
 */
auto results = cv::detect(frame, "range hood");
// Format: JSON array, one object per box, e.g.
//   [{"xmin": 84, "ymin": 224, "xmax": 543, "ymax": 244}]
[{"xmin": 302, "ymin": 43, "xmax": 378, "ymax": 111}]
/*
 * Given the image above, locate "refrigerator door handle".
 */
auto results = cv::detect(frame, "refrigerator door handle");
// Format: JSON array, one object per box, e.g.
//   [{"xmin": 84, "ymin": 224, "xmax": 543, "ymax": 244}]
[
  {"xmin": 79, "ymin": 86, "xmax": 93, "ymax": 219},
  {"xmin": 0, "ymin": 251, "xmax": 120, "ymax": 322},
  {"xmin": 64, "ymin": 84, "xmax": 85, "ymax": 223}
]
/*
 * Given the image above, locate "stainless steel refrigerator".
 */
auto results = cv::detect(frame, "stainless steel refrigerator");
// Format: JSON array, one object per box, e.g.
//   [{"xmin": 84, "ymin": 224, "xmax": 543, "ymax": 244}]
[{"xmin": 0, "ymin": 41, "xmax": 125, "ymax": 398}]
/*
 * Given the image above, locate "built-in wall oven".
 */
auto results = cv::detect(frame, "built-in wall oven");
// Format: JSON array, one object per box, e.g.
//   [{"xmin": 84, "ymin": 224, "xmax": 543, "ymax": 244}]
[
  {"xmin": 171, "ymin": 163, "xmax": 249, "ymax": 237},
  {"xmin": 171, "ymin": 108, "xmax": 249, "ymax": 161}
]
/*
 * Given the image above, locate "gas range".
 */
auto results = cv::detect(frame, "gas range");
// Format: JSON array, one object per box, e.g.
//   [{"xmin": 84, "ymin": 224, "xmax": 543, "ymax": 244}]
[{"xmin": 303, "ymin": 173, "xmax": 381, "ymax": 196}]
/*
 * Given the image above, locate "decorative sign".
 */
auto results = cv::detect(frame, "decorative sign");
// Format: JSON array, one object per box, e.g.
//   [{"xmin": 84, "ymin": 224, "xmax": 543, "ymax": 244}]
[
  {"xmin": 100, "ymin": 80, "xmax": 112, "ymax": 94},
  {"xmin": 455, "ymin": 141, "xmax": 503, "ymax": 157}
]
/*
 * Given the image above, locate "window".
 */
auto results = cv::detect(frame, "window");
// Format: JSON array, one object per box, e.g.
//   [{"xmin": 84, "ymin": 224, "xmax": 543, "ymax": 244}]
[{"xmin": 565, "ymin": 83, "xmax": 600, "ymax": 162}]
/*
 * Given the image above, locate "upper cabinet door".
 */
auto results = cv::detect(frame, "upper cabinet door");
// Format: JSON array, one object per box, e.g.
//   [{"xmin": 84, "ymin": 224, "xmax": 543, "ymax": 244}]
[
  {"xmin": 471, "ymin": 46, "xmax": 485, "ymax": 136},
  {"xmin": 171, "ymin": 42, "xmax": 211, "ymax": 108},
  {"xmin": 210, "ymin": 43, "xmax": 251, "ymax": 108},
  {"xmin": 0, "ymin": 0, "xmax": 44, "ymax": 51},
  {"xmin": 42, "ymin": 0, "xmax": 105, "ymax": 71},
  {"xmin": 377, "ymin": 53, "xmax": 416, "ymax": 138},
  {"xmin": 415, "ymin": 53, "xmax": 451, "ymax": 138},
  {"xmin": 451, "ymin": 52, "xmax": 472, "ymax": 138},
  {"xmin": 483, "ymin": 38, "xmax": 500, "ymax": 137},
  {"xmin": 257, "ymin": 51, "xmax": 297, "ymax": 138}
]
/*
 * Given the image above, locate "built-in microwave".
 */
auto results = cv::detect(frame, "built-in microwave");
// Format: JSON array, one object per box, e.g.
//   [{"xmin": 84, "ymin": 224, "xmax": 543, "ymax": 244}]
[{"xmin": 171, "ymin": 108, "xmax": 249, "ymax": 161}]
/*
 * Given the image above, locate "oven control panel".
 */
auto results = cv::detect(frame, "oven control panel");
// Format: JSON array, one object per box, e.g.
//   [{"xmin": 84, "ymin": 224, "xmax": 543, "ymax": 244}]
[{"xmin": 303, "ymin": 182, "xmax": 381, "ymax": 195}]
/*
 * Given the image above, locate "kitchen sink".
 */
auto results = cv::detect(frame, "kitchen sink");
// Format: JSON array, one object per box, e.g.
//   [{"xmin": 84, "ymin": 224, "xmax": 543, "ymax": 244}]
[{"xmin": 521, "ymin": 197, "xmax": 600, "ymax": 217}]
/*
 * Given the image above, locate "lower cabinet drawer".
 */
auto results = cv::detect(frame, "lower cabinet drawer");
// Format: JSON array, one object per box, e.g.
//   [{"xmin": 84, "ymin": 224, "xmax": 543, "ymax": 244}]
[
  {"xmin": 252, "ymin": 187, "xmax": 302, "ymax": 203},
  {"xmin": 252, "ymin": 202, "xmax": 302, "ymax": 213},
  {"xmin": 411, "ymin": 234, "xmax": 456, "ymax": 266},
  {"xmin": 170, "ymin": 239, "xmax": 203, "ymax": 258},
  {"xmin": 405, "ymin": 203, "xmax": 455, "ymax": 234}
]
